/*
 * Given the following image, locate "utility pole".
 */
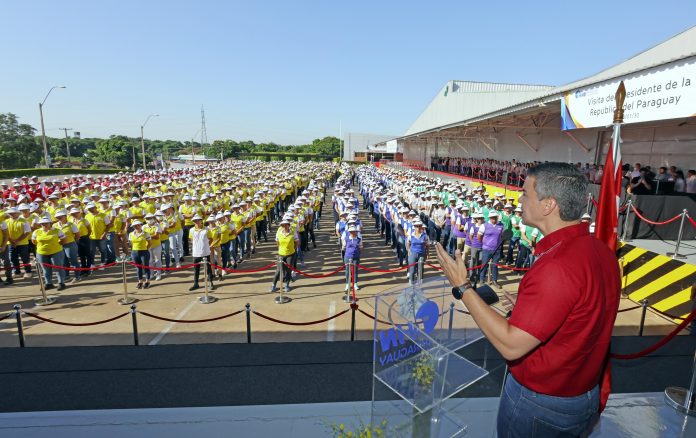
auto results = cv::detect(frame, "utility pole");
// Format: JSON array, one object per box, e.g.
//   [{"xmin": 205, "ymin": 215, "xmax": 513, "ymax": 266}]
[{"xmin": 59, "ymin": 128, "xmax": 73, "ymax": 165}]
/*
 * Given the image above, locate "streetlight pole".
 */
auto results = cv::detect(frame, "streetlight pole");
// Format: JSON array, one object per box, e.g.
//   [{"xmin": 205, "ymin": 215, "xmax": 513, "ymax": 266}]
[
  {"xmin": 59, "ymin": 128, "xmax": 73, "ymax": 165},
  {"xmin": 39, "ymin": 85, "xmax": 66, "ymax": 168},
  {"xmin": 140, "ymin": 114, "xmax": 159, "ymax": 170}
]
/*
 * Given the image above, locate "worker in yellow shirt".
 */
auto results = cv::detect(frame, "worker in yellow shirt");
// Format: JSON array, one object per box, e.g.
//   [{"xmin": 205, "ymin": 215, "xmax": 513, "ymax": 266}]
[
  {"xmin": 54, "ymin": 209, "xmax": 81, "ymax": 284},
  {"xmin": 206, "ymin": 215, "xmax": 222, "ymax": 280},
  {"xmin": 69, "ymin": 207, "xmax": 92, "ymax": 273},
  {"xmin": 32, "ymin": 217, "xmax": 69, "ymax": 291},
  {"xmin": 128, "ymin": 219, "xmax": 151, "ymax": 289},
  {"xmin": 143, "ymin": 213, "xmax": 163, "ymax": 281},
  {"xmin": 0, "ymin": 211, "xmax": 12, "ymax": 285},
  {"xmin": 6, "ymin": 207, "xmax": 33, "ymax": 280},
  {"xmin": 179, "ymin": 195, "xmax": 198, "ymax": 257},
  {"xmin": 216, "ymin": 213, "xmax": 231, "ymax": 273},
  {"xmin": 269, "ymin": 218, "xmax": 299, "ymax": 293},
  {"xmin": 85, "ymin": 202, "xmax": 112, "ymax": 270},
  {"xmin": 229, "ymin": 204, "xmax": 243, "ymax": 264}
]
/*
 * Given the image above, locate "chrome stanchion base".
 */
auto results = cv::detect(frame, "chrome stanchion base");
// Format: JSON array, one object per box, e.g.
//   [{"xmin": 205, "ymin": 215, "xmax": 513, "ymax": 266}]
[
  {"xmin": 33, "ymin": 296, "xmax": 57, "ymax": 306},
  {"xmin": 667, "ymin": 252, "xmax": 687, "ymax": 260},
  {"xmin": 275, "ymin": 295, "xmax": 291, "ymax": 304},
  {"xmin": 199, "ymin": 295, "xmax": 218, "ymax": 304},
  {"xmin": 664, "ymin": 387, "xmax": 696, "ymax": 416},
  {"xmin": 342, "ymin": 294, "xmax": 354, "ymax": 303},
  {"xmin": 118, "ymin": 297, "xmax": 137, "ymax": 305}
]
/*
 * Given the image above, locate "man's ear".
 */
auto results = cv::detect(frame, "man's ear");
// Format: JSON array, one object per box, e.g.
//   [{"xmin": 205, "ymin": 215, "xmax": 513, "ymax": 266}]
[{"xmin": 543, "ymin": 197, "xmax": 557, "ymax": 217}]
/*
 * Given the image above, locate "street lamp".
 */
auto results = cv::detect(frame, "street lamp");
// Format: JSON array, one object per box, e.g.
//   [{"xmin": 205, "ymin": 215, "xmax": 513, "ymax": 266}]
[
  {"xmin": 140, "ymin": 113, "xmax": 159, "ymax": 170},
  {"xmin": 39, "ymin": 85, "xmax": 66, "ymax": 168}
]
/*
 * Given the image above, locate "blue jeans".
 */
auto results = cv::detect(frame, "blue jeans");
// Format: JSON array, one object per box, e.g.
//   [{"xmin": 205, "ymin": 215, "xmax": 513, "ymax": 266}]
[
  {"xmin": 408, "ymin": 252, "xmax": 424, "ymax": 283},
  {"xmin": 37, "ymin": 251, "xmax": 66, "ymax": 286},
  {"xmin": 62, "ymin": 241, "xmax": 80, "ymax": 280},
  {"xmin": 105, "ymin": 232, "xmax": 116, "ymax": 262},
  {"xmin": 88, "ymin": 238, "xmax": 108, "ymax": 266},
  {"xmin": 497, "ymin": 373, "xmax": 598, "ymax": 438},
  {"xmin": 132, "ymin": 250, "xmax": 150, "ymax": 281},
  {"xmin": 229, "ymin": 238, "xmax": 239, "ymax": 262},
  {"xmin": 479, "ymin": 248, "xmax": 501, "ymax": 282},
  {"xmin": 9, "ymin": 244, "xmax": 31, "ymax": 274}
]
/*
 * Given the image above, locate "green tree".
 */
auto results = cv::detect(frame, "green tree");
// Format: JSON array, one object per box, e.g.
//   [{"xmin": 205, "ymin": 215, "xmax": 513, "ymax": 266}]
[
  {"xmin": 91, "ymin": 135, "xmax": 138, "ymax": 168},
  {"xmin": 0, "ymin": 113, "xmax": 41, "ymax": 168}
]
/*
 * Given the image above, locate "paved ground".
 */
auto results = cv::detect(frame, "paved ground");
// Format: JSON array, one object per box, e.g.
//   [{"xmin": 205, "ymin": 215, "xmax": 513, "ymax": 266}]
[{"xmin": 0, "ymin": 186, "xmax": 685, "ymax": 348}]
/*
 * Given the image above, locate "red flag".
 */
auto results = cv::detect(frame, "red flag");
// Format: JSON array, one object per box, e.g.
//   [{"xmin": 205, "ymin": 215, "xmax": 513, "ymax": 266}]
[
  {"xmin": 594, "ymin": 131, "xmax": 622, "ymax": 413},
  {"xmin": 595, "ymin": 137, "xmax": 622, "ymax": 252}
]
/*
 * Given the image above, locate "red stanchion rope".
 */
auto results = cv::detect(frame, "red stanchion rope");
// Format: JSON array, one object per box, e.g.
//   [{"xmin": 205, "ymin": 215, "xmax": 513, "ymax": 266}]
[
  {"xmin": 630, "ymin": 205, "xmax": 682, "ymax": 226},
  {"xmin": 610, "ymin": 307, "xmax": 696, "ymax": 360},
  {"xmin": 40, "ymin": 262, "xmax": 118, "ymax": 271},
  {"xmin": 21, "ymin": 311, "xmax": 129, "ymax": 326},
  {"xmin": 687, "ymin": 214, "xmax": 696, "ymax": 229},
  {"xmin": 356, "ymin": 262, "xmax": 416, "ymax": 273},
  {"xmin": 211, "ymin": 262, "xmax": 276, "ymax": 273},
  {"xmin": 285, "ymin": 263, "xmax": 345, "ymax": 278},
  {"xmin": 616, "ymin": 305, "xmax": 643, "ymax": 313},
  {"xmin": 8, "ymin": 264, "xmax": 31, "ymax": 269},
  {"xmin": 0, "ymin": 311, "xmax": 13, "ymax": 322},
  {"xmin": 591, "ymin": 197, "xmax": 599, "ymax": 208},
  {"xmin": 127, "ymin": 261, "xmax": 199, "ymax": 271},
  {"xmin": 252, "ymin": 308, "xmax": 350, "ymax": 326},
  {"xmin": 138, "ymin": 309, "xmax": 244, "ymax": 323},
  {"xmin": 426, "ymin": 263, "xmax": 442, "ymax": 271}
]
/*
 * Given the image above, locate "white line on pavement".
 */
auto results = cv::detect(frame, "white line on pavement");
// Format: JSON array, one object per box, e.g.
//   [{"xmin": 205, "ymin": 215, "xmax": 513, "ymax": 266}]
[
  {"xmin": 326, "ymin": 300, "xmax": 336, "ymax": 341},
  {"xmin": 148, "ymin": 299, "xmax": 198, "ymax": 346}
]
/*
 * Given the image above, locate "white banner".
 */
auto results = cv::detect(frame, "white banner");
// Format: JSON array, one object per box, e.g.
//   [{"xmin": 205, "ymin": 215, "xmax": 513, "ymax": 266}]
[
  {"xmin": 386, "ymin": 139, "xmax": 398, "ymax": 153},
  {"xmin": 561, "ymin": 58, "xmax": 696, "ymax": 130}
]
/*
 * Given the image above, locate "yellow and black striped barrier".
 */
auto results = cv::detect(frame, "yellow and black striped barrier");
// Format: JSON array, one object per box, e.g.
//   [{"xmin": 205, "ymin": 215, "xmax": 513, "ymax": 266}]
[{"xmin": 617, "ymin": 242, "xmax": 695, "ymax": 321}]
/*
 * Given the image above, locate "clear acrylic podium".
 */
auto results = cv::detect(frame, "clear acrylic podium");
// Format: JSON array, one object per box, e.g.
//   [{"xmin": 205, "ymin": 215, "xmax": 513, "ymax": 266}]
[{"xmin": 367, "ymin": 278, "xmax": 489, "ymax": 437}]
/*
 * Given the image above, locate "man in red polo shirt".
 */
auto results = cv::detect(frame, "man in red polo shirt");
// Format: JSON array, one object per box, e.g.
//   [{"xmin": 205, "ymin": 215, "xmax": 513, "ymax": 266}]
[{"xmin": 436, "ymin": 162, "xmax": 620, "ymax": 437}]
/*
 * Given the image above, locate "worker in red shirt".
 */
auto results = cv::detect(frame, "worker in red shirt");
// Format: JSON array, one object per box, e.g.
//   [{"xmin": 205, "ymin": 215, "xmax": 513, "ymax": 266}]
[{"xmin": 436, "ymin": 162, "xmax": 620, "ymax": 437}]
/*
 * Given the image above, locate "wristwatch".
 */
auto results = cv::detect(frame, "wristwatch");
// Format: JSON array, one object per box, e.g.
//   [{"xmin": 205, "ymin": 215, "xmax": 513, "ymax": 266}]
[{"xmin": 451, "ymin": 283, "xmax": 472, "ymax": 300}]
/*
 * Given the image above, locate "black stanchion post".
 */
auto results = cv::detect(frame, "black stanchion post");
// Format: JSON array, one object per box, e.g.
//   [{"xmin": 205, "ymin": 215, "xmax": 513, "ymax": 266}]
[
  {"xmin": 638, "ymin": 299, "xmax": 649, "ymax": 337},
  {"xmin": 245, "ymin": 303, "xmax": 251, "ymax": 343},
  {"xmin": 350, "ymin": 303, "xmax": 356, "ymax": 342},
  {"xmin": 14, "ymin": 304, "xmax": 25, "ymax": 348},
  {"xmin": 448, "ymin": 302, "xmax": 455, "ymax": 340},
  {"xmin": 131, "ymin": 304, "xmax": 139, "ymax": 346}
]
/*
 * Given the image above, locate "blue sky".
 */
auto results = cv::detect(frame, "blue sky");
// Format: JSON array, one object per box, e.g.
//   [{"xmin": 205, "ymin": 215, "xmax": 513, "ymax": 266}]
[{"xmin": 1, "ymin": 1, "xmax": 694, "ymax": 145}]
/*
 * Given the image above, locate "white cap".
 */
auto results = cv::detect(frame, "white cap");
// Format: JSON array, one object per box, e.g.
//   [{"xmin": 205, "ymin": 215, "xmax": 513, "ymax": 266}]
[
  {"xmin": 54, "ymin": 209, "xmax": 67, "ymax": 217},
  {"xmin": 192, "ymin": 214, "xmax": 203, "ymax": 221},
  {"xmin": 132, "ymin": 219, "xmax": 143, "ymax": 226},
  {"xmin": 38, "ymin": 217, "xmax": 52, "ymax": 225},
  {"xmin": 17, "ymin": 204, "xmax": 29, "ymax": 211},
  {"xmin": 69, "ymin": 207, "xmax": 81, "ymax": 214},
  {"xmin": 488, "ymin": 211, "xmax": 499, "ymax": 218}
]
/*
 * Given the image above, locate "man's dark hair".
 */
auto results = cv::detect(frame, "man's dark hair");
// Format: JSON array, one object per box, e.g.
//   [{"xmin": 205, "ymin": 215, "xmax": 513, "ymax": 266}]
[{"xmin": 526, "ymin": 162, "xmax": 587, "ymax": 221}]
